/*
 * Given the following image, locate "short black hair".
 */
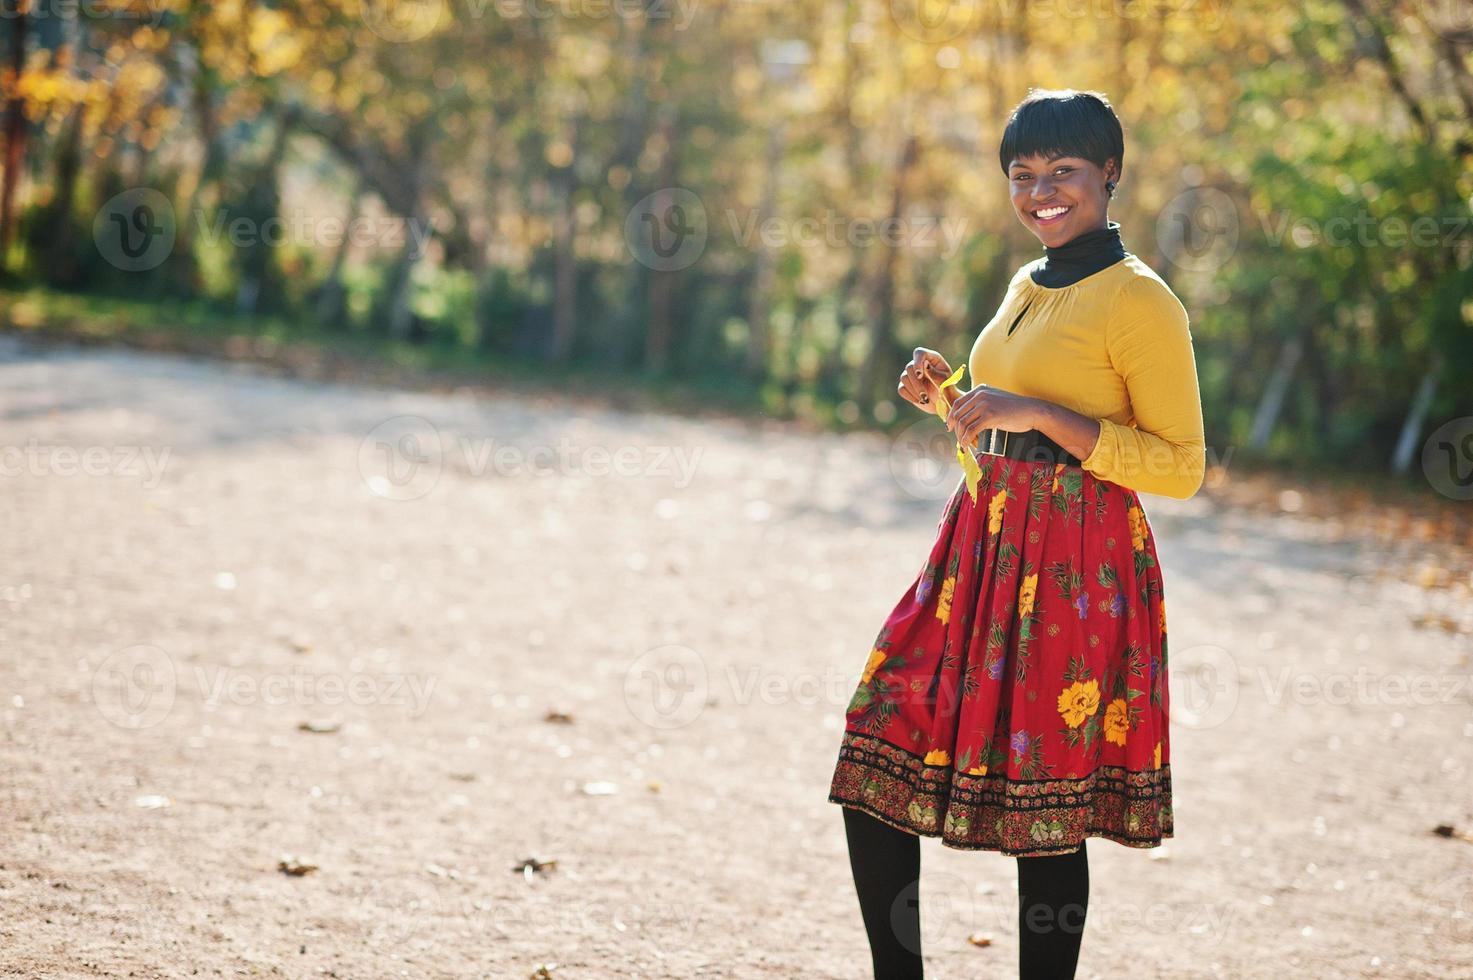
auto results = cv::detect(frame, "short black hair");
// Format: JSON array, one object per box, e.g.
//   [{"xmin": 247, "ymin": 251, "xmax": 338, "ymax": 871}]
[{"xmin": 998, "ymin": 88, "xmax": 1124, "ymax": 177}]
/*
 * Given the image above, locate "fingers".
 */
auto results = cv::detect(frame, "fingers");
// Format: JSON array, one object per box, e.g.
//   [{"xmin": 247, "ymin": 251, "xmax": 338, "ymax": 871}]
[
  {"xmin": 900, "ymin": 363, "xmax": 937, "ymax": 408},
  {"xmin": 897, "ymin": 372, "xmax": 932, "ymax": 411},
  {"xmin": 919, "ymin": 354, "xmax": 951, "ymax": 385},
  {"xmin": 945, "ymin": 392, "xmax": 987, "ymax": 447},
  {"xmin": 900, "ymin": 350, "xmax": 956, "ymax": 414}
]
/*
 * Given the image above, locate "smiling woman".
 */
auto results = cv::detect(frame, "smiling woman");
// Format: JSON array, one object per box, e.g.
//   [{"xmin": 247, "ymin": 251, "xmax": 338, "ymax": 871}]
[
  {"xmin": 1000, "ymin": 89, "xmax": 1125, "ymax": 248},
  {"xmin": 832, "ymin": 88, "xmax": 1206, "ymax": 980}
]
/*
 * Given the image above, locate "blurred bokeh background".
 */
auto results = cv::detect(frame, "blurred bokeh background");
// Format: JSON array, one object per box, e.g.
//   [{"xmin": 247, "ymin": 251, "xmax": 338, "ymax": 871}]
[
  {"xmin": 3, "ymin": 4, "xmax": 1473, "ymax": 978},
  {"xmin": 0, "ymin": 0, "xmax": 1469, "ymax": 479}
]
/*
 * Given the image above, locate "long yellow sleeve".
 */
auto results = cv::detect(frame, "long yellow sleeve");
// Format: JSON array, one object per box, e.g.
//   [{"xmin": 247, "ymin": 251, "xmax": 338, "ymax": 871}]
[{"xmin": 1078, "ymin": 274, "xmax": 1206, "ymax": 499}]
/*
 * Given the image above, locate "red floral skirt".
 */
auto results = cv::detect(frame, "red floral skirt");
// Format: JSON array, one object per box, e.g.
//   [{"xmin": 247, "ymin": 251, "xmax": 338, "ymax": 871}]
[{"xmin": 827, "ymin": 455, "xmax": 1173, "ymax": 857}]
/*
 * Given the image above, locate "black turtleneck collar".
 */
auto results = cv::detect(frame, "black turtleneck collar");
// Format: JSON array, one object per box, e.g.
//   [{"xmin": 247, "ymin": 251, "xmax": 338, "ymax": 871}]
[{"xmin": 1030, "ymin": 220, "xmax": 1127, "ymax": 288}]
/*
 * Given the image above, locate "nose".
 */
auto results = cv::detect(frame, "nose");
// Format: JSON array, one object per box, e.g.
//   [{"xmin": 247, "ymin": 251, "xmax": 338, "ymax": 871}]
[{"xmin": 1031, "ymin": 174, "xmax": 1056, "ymax": 200}]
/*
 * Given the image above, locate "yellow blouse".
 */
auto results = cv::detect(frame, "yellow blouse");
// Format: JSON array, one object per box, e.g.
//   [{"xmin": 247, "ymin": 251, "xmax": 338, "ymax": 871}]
[{"xmin": 966, "ymin": 254, "xmax": 1206, "ymax": 500}]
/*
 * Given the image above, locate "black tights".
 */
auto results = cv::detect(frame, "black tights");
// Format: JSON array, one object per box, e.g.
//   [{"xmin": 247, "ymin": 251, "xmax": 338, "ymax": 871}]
[{"xmin": 842, "ymin": 806, "xmax": 1089, "ymax": 980}]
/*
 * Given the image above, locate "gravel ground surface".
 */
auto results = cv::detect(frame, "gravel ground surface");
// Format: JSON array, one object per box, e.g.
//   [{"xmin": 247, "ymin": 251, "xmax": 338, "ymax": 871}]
[{"xmin": 1, "ymin": 335, "xmax": 1470, "ymax": 979}]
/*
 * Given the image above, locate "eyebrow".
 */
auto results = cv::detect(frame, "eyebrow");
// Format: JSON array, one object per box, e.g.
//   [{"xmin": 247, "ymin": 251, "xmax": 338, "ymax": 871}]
[{"xmin": 1009, "ymin": 155, "xmax": 1072, "ymax": 170}]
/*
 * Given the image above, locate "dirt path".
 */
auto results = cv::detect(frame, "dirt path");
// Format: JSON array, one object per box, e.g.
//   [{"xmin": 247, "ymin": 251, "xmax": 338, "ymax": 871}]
[{"xmin": 0, "ymin": 335, "xmax": 1469, "ymax": 979}]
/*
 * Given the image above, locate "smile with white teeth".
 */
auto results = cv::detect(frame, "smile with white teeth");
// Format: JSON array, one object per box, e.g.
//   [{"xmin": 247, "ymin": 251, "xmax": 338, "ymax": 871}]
[{"xmin": 1032, "ymin": 205, "xmax": 1071, "ymax": 222}]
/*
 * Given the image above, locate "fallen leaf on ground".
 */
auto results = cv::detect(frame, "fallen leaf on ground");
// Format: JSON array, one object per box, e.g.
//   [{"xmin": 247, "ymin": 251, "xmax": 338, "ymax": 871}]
[
  {"xmin": 297, "ymin": 719, "xmax": 342, "ymax": 734},
  {"xmin": 1412, "ymin": 613, "xmax": 1466, "ymax": 634},
  {"xmin": 581, "ymin": 781, "xmax": 619, "ymax": 795},
  {"xmin": 1432, "ymin": 824, "xmax": 1473, "ymax": 843},
  {"xmin": 529, "ymin": 965, "xmax": 559, "ymax": 979},
  {"xmin": 277, "ymin": 855, "xmax": 318, "ymax": 876},
  {"xmin": 967, "ymin": 932, "xmax": 994, "ymax": 947},
  {"xmin": 543, "ymin": 709, "xmax": 575, "ymax": 724},
  {"xmin": 512, "ymin": 856, "xmax": 557, "ymax": 882}
]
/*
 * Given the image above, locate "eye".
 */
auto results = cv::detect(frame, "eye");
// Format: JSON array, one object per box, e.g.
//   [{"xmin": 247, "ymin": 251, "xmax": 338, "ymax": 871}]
[{"xmin": 1053, "ymin": 166, "xmax": 1075, "ymax": 176}]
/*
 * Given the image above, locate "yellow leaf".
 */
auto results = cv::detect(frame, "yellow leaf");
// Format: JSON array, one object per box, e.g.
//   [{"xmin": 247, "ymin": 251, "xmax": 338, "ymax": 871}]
[
  {"xmin": 935, "ymin": 363, "xmax": 965, "ymax": 423},
  {"xmin": 957, "ymin": 444, "xmax": 982, "ymax": 501}
]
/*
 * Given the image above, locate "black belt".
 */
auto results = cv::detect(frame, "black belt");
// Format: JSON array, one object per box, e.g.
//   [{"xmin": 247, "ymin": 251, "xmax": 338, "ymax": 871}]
[{"xmin": 965, "ymin": 427, "xmax": 1083, "ymax": 467}]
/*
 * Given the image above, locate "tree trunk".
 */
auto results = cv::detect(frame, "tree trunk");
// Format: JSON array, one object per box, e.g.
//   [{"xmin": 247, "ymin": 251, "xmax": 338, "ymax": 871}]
[
  {"xmin": 384, "ymin": 148, "xmax": 427, "ymax": 343},
  {"xmin": 858, "ymin": 132, "xmax": 920, "ymax": 415},
  {"xmin": 643, "ymin": 109, "xmax": 679, "ymax": 373},
  {"xmin": 820, "ymin": 2, "xmax": 865, "ymax": 403},
  {"xmin": 1249, "ymin": 331, "xmax": 1304, "ymax": 451},
  {"xmin": 41, "ymin": 106, "xmax": 83, "ymax": 285},
  {"xmin": 548, "ymin": 167, "xmax": 576, "ymax": 362},
  {"xmin": 315, "ymin": 185, "xmax": 360, "ymax": 328},
  {"xmin": 0, "ymin": 4, "xmax": 30, "ymax": 267},
  {"xmin": 172, "ymin": 63, "xmax": 227, "ymax": 294},
  {"xmin": 1391, "ymin": 356, "xmax": 1442, "ymax": 474},
  {"xmin": 744, "ymin": 120, "xmax": 785, "ymax": 378}
]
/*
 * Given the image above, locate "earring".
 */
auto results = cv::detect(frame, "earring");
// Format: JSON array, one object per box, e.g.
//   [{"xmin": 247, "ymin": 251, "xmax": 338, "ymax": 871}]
[{"xmin": 1105, "ymin": 179, "xmax": 1117, "ymax": 195}]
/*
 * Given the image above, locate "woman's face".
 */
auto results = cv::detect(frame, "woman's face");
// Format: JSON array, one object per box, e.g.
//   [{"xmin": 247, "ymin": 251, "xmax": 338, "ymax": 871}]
[{"xmin": 1006, "ymin": 153, "xmax": 1117, "ymax": 248}]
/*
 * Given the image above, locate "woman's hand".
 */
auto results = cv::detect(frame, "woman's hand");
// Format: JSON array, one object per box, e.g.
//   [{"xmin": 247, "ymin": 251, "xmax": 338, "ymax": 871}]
[
  {"xmin": 897, "ymin": 348, "xmax": 954, "ymax": 416},
  {"xmin": 943, "ymin": 385, "xmax": 1043, "ymax": 449}
]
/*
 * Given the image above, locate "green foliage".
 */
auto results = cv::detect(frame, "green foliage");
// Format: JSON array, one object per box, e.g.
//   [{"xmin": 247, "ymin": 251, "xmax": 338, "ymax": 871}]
[{"xmin": 0, "ymin": 0, "xmax": 1465, "ymax": 484}]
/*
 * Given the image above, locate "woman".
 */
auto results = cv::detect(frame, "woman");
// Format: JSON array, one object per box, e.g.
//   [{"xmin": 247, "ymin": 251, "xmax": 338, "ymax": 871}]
[{"xmin": 827, "ymin": 89, "xmax": 1206, "ymax": 980}]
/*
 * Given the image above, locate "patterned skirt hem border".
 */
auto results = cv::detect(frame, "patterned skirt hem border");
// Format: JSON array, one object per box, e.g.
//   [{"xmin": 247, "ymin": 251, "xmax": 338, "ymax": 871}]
[
  {"xmin": 827, "ymin": 731, "xmax": 1173, "ymax": 857},
  {"xmin": 827, "ymin": 796, "xmax": 1170, "ymax": 857}
]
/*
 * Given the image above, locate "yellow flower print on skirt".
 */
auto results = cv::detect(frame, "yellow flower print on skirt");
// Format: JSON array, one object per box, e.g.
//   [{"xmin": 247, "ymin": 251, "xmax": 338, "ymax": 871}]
[
  {"xmin": 1057, "ymin": 678, "xmax": 1100, "ymax": 728},
  {"xmin": 935, "ymin": 575, "xmax": 956, "ymax": 625},
  {"xmin": 1018, "ymin": 572, "xmax": 1039, "ymax": 619},
  {"xmin": 1104, "ymin": 697, "xmax": 1130, "ymax": 746},
  {"xmin": 987, "ymin": 488, "xmax": 1008, "ymax": 535},
  {"xmin": 1128, "ymin": 504, "xmax": 1148, "ymax": 552}
]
